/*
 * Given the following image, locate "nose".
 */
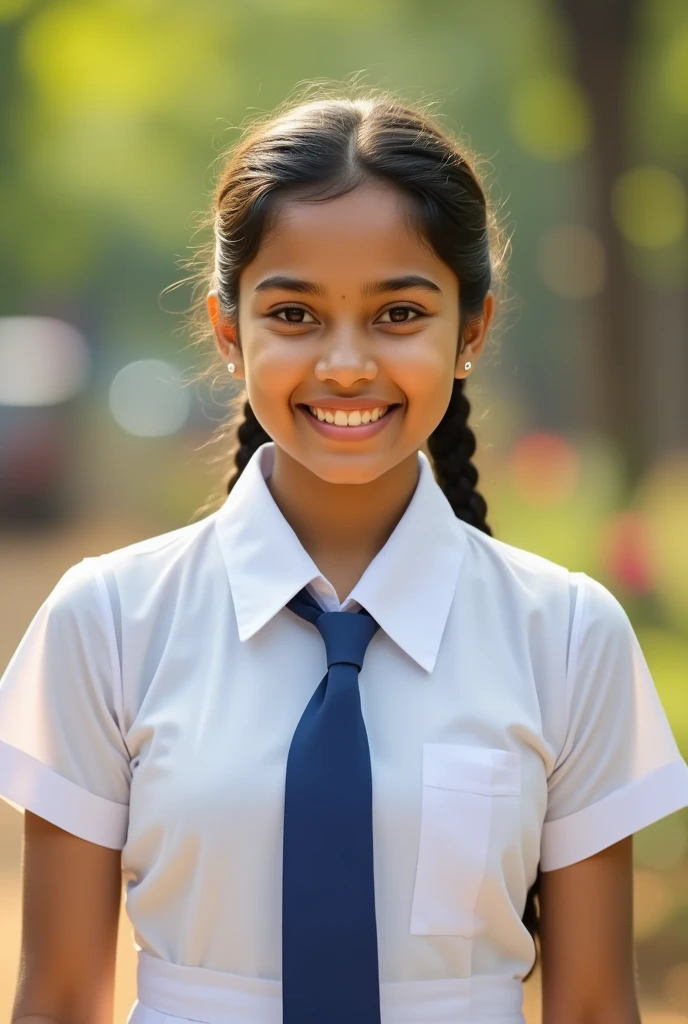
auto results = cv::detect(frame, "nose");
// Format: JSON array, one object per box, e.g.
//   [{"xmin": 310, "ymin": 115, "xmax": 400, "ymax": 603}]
[{"xmin": 315, "ymin": 325, "xmax": 377, "ymax": 387}]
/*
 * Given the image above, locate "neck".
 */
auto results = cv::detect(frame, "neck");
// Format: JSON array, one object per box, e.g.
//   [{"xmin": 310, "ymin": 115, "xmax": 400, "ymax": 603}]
[{"xmin": 265, "ymin": 446, "xmax": 420, "ymax": 581}]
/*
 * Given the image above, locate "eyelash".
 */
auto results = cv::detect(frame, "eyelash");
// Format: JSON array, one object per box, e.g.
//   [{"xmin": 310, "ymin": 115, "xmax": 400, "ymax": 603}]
[{"xmin": 271, "ymin": 304, "xmax": 425, "ymax": 325}]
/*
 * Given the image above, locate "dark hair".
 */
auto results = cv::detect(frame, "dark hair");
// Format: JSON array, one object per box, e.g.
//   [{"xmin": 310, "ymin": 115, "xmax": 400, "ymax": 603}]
[{"xmin": 180, "ymin": 83, "xmax": 538, "ymax": 976}]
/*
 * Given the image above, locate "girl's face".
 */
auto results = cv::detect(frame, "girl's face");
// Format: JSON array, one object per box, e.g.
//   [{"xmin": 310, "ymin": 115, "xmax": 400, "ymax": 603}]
[{"xmin": 208, "ymin": 181, "xmax": 493, "ymax": 486}]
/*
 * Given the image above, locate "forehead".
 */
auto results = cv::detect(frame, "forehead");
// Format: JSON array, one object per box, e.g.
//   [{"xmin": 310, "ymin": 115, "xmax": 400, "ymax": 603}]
[{"xmin": 242, "ymin": 182, "xmax": 452, "ymax": 286}]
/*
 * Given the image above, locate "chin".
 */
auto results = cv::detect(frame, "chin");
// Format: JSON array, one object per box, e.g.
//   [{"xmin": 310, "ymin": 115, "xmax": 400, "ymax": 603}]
[{"xmin": 304, "ymin": 452, "xmax": 398, "ymax": 486}]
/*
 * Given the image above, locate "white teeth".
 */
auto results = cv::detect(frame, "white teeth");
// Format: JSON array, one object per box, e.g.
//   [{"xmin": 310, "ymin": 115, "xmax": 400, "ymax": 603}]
[{"xmin": 308, "ymin": 406, "xmax": 390, "ymax": 426}]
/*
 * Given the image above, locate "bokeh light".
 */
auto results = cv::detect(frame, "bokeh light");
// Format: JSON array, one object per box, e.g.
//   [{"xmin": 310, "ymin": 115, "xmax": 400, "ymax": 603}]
[
  {"xmin": 612, "ymin": 167, "xmax": 687, "ymax": 248},
  {"xmin": 0, "ymin": 316, "xmax": 90, "ymax": 406},
  {"xmin": 109, "ymin": 359, "xmax": 191, "ymax": 438},
  {"xmin": 18, "ymin": 2, "xmax": 231, "ymax": 120},
  {"xmin": 16, "ymin": 2, "xmax": 234, "ymax": 247},
  {"xmin": 507, "ymin": 432, "xmax": 581, "ymax": 506},
  {"xmin": 661, "ymin": 25, "xmax": 688, "ymax": 117},
  {"xmin": 494, "ymin": 433, "xmax": 623, "ymax": 573},
  {"xmin": 509, "ymin": 73, "xmax": 591, "ymax": 161},
  {"xmin": 596, "ymin": 509, "xmax": 657, "ymax": 596}
]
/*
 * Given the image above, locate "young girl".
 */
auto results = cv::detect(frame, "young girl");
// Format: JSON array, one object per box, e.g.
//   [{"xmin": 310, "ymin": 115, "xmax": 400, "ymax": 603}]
[{"xmin": 2, "ymin": 88, "xmax": 688, "ymax": 1024}]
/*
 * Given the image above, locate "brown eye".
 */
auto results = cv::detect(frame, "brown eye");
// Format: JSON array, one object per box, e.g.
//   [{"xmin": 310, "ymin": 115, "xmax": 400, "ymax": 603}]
[
  {"xmin": 273, "ymin": 307, "xmax": 316, "ymax": 324},
  {"xmin": 378, "ymin": 306, "xmax": 422, "ymax": 324}
]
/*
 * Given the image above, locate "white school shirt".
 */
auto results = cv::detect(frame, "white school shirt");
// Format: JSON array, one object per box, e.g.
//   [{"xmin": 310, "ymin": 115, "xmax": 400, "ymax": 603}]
[{"xmin": 1, "ymin": 439, "xmax": 688, "ymax": 1001}]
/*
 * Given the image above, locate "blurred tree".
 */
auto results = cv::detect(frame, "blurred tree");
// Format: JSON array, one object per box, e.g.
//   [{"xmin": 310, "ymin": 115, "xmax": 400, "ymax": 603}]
[
  {"xmin": 557, "ymin": 0, "xmax": 688, "ymax": 485},
  {"xmin": 556, "ymin": 0, "xmax": 644, "ymax": 485},
  {"xmin": 634, "ymin": 0, "xmax": 688, "ymax": 462}
]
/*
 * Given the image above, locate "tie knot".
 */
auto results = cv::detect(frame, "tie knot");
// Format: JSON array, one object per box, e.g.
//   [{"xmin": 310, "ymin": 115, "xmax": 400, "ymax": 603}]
[
  {"xmin": 316, "ymin": 610, "xmax": 379, "ymax": 670},
  {"xmin": 286, "ymin": 587, "xmax": 380, "ymax": 670}
]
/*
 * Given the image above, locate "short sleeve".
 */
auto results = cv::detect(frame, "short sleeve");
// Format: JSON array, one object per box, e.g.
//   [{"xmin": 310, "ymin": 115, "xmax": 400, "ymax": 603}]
[
  {"xmin": 540, "ymin": 571, "xmax": 688, "ymax": 871},
  {"xmin": 0, "ymin": 557, "xmax": 130, "ymax": 849}
]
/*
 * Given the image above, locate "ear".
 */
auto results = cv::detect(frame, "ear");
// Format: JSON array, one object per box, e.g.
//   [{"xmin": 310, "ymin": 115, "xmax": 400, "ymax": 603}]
[
  {"xmin": 207, "ymin": 290, "xmax": 245, "ymax": 380},
  {"xmin": 454, "ymin": 291, "xmax": 495, "ymax": 380}
]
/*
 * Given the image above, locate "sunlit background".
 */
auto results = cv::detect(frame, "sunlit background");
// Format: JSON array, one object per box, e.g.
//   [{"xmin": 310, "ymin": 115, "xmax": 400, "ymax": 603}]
[{"xmin": 1, "ymin": 0, "xmax": 688, "ymax": 1020}]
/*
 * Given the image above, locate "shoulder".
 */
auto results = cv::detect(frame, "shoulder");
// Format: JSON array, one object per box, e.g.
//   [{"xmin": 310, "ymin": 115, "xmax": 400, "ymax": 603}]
[
  {"xmin": 454, "ymin": 523, "xmax": 597, "ymax": 684},
  {"xmin": 458, "ymin": 518, "xmax": 573, "ymax": 606},
  {"xmin": 37, "ymin": 509, "xmax": 220, "ymax": 625},
  {"xmin": 457, "ymin": 524, "xmax": 631, "ymax": 656},
  {"xmin": 91, "ymin": 510, "xmax": 220, "ymax": 594},
  {"xmin": 566, "ymin": 570, "xmax": 629, "ymax": 626},
  {"xmin": 563, "ymin": 571, "xmax": 641, "ymax": 674}
]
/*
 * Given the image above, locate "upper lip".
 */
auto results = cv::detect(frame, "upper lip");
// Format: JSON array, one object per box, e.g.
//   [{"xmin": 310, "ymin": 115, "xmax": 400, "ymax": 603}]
[{"xmin": 299, "ymin": 398, "xmax": 400, "ymax": 410}]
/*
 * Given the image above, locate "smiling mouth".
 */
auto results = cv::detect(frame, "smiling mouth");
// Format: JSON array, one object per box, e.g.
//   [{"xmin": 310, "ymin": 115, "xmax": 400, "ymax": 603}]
[
  {"xmin": 300, "ymin": 404, "xmax": 401, "ymax": 425},
  {"xmin": 296, "ymin": 403, "xmax": 403, "ymax": 440}
]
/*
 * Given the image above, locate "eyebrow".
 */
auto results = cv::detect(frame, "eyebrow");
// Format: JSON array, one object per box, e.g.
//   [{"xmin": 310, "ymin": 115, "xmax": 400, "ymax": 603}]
[{"xmin": 253, "ymin": 274, "xmax": 442, "ymax": 296}]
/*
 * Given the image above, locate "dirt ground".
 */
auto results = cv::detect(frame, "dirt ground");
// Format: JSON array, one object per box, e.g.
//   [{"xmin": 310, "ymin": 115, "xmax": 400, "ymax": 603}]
[{"xmin": 0, "ymin": 518, "xmax": 686, "ymax": 1022}]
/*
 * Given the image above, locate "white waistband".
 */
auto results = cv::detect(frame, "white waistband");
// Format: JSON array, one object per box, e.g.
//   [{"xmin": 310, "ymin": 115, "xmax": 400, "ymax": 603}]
[{"xmin": 133, "ymin": 950, "xmax": 525, "ymax": 1024}]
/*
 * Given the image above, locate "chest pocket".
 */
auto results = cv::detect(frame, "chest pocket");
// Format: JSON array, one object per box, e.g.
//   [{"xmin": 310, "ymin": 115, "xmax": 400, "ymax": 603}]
[{"xmin": 409, "ymin": 742, "xmax": 521, "ymax": 937}]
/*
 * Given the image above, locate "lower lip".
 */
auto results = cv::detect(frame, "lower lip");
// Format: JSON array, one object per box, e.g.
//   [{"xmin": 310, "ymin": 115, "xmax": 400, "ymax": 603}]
[{"xmin": 298, "ymin": 404, "xmax": 401, "ymax": 440}]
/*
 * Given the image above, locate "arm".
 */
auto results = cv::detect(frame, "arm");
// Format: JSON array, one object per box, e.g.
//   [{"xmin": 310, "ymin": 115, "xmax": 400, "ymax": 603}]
[
  {"xmin": 11, "ymin": 811, "xmax": 122, "ymax": 1024},
  {"xmin": 539, "ymin": 835, "xmax": 641, "ymax": 1024}
]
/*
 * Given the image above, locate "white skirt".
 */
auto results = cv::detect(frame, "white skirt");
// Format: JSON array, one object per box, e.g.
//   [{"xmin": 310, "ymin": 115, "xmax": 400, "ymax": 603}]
[{"xmin": 126, "ymin": 949, "xmax": 526, "ymax": 1024}]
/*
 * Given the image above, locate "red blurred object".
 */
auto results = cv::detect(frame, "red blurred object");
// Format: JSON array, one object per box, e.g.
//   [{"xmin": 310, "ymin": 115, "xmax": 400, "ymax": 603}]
[
  {"xmin": 2, "ymin": 418, "xmax": 64, "ymax": 493},
  {"xmin": 508, "ymin": 432, "xmax": 581, "ymax": 506},
  {"xmin": 0, "ymin": 407, "xmax": 69, "ymax": 522},
  {"xmin": 598, "ymin": 510, "xmax": 656, "ymax": 595}
]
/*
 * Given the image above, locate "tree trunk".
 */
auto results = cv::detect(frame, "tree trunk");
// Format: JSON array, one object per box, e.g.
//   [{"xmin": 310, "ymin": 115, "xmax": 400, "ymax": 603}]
[{"xmin": 557, "ymin": 0, "xmax": 647, "ymax": 489}]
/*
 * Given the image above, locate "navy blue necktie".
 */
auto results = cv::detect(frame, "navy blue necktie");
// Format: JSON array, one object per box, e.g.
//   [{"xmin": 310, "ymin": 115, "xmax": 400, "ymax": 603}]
[{"xmin": 282, "ymin": 585, "xmax": 382, "ymax": 1024}]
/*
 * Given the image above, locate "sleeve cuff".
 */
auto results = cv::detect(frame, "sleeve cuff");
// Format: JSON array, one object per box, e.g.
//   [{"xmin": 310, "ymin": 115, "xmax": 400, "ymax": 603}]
[
  {"xmin": 540, "ymin": 758, "xmax": 688, "ymax": 872},
  {"xmin": 0, "ymin": 739, "xmax": 129, "ymax": 850}
]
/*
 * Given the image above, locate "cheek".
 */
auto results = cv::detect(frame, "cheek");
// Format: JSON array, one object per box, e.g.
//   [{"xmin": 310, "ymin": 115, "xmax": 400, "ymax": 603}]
[
  {"xmin": 392, "ymin": 343, "xmax": 455, "ymax": 406},
  {"xmin": 242, "ymin": 337, "xmax": 307, "ymax": 435},
  {"xmin": 246, "ymin": 324, "xmax": 302, "ymax": 366}
]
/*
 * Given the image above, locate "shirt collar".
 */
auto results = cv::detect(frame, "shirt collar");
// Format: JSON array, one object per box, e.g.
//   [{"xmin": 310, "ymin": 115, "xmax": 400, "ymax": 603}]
[{"xmin": 214, "ymin": 442, "xmax": 468, "ymax": 673}]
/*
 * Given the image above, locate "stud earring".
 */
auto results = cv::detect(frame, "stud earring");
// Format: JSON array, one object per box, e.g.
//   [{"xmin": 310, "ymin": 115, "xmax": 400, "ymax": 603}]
[
  {"xmin": 464, "ymin": 361, "xmax": 472, "ymax": 371},
  {"xmin": 227, "ymin": 363, "xmax": 235, "ymax": 373}
]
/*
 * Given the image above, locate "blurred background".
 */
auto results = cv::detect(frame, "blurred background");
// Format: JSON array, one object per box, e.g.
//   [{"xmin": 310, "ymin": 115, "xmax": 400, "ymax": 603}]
[{"xmin": 1, "ymin": 0, "xmax": 687, "ymax": 1020}]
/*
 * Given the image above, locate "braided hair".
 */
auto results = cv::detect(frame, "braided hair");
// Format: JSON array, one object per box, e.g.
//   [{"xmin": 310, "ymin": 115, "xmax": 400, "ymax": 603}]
[{"xmin": 183, "ymin": 84, "xmax": 540, "ymax": 977}]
